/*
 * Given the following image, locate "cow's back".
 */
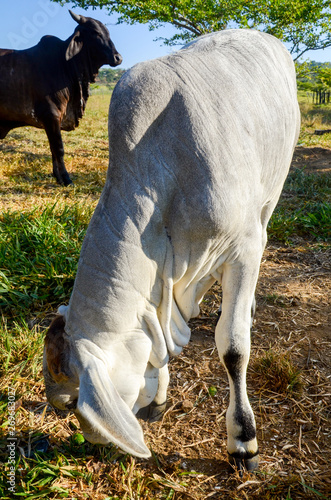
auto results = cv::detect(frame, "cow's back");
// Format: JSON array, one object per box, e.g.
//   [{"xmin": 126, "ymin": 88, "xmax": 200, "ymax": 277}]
[
  {"xmin": 64, "ymin": 30, "xmax": 300, "ymax": 363},
  {"xmin": 108, "ymin": 30, "xmax": 299, "ymax": 251},
  {"xmin": 0, "ymin": 49, "xmax": 36, "ymax": 124},
  {"xmin": 0, "ymin": 36, "xmax": 69, "ymax": 128},
  {"xmin": 78, "ymin": 29, "xmax": 300, "ymax": 340}
]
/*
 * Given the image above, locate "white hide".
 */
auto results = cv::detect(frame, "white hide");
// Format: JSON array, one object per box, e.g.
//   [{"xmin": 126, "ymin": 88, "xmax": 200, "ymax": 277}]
[{"xmin": 46, "ymin": 29, "xmax": 300, "ymax": 459}]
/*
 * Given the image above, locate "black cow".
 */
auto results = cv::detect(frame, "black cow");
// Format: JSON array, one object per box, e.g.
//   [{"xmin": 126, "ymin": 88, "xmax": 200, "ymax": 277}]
[{"xmin": 0, "ymin": 10, "xmax": 122, "ymax": 186}]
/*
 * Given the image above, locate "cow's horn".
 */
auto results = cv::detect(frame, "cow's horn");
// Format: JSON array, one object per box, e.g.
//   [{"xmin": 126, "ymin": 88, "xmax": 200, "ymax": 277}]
[{"xmin": 69, "ymin": 10, "xmax": 84, "ymax": 24}]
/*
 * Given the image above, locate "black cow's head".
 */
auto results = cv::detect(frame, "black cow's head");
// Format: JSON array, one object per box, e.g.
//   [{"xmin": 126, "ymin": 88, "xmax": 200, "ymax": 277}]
[{"xmin": 67, "ymin": 10, "xmax": 122, "ymax": 68}]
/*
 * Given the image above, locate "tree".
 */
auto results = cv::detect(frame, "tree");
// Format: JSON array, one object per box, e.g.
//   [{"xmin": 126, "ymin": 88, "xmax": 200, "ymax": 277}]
[
  {"xmin": 97, "ymin": 68, "xmax": 126, "ymax": 86},
  {"xmin": 297, "ymin": 61, "xmax": 331, "ymax": 92},
  {"xmin": 315, "ymin": 64, "xmax": 331, "ymax": 90},
  {"xmin": 54, "ymin": 0, "xmax": 331, "ymax": 60}
]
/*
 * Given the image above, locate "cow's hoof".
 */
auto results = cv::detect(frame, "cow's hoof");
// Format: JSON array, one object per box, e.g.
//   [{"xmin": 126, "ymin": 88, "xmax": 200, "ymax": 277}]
[
  {"xmin": 63, "ymin": 177, "xmax": 73, "ymax": 187},
  {"xmin": 137, "ymin": 401, "xmax": 167, "ymax": 423},
  {"xmin": 228, "ymin": 451, "xmax": 259, "ymax": 476}
]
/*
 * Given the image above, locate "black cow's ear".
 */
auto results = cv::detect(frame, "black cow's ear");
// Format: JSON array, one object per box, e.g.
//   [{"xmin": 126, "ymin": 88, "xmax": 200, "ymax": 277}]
[{"xmin": 66, "ymin": 32, "xmax": 83, "ymax": 61}]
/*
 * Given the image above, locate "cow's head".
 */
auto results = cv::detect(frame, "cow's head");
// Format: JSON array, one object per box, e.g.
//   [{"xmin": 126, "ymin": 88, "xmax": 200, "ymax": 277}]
[
  {"xmin": 43, "ymin": 314, "xmax": 150, "ymax": 458},
  {"xmin": 66, "ymin": 10, "xmax": 122, "ymax": 67}
]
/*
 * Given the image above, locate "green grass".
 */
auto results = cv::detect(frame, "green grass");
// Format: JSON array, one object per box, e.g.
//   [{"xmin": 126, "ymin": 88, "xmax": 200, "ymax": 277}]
[
  {"xmin": 0, "ymin": 446, "xmax": 130, "ymax": 499},
  {"xmin": 268, "ymin": 169, "xmax": 331, "ymax": 243},
  {"xmin": 269, "ymin": 201, "xmax": 331, "ymax": 243},
  {"xmin": 0, "ymin": 204, "xmax": 93, "ymax": 319},
  {"xmin": 0, "ymin": 93, "xmax": 110, "ymax": 208},
  {"xmin": 0, "ymin": 319, "xmax": 43, "ymax": 379}
]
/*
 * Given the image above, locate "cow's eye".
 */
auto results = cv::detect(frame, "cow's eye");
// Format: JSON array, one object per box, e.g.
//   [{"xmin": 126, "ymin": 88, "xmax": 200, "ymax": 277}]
[{"xmin": 65, "ymin": 399, "xmax": 78, "ymax": 410}]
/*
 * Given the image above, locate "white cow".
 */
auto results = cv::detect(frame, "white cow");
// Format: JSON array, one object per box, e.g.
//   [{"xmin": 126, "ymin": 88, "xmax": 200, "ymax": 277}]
[{"xmin": 43, "ymin": 29, "xmax": 300, "ymax": 472}]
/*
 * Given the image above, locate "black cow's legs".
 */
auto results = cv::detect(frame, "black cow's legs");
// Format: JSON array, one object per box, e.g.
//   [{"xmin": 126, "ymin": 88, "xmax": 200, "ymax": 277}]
[{"xmin": 44, "ymin": 120, "xmax": 72, "ymax": 186}]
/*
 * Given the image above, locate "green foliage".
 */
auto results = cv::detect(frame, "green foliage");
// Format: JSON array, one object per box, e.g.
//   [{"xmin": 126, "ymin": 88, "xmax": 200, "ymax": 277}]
[
  {"xmin": 94, "ymin": 68, "xmax": 126, "ymax": 88},
  {"xmin": 0, "ymin": 204, "xmax": 92, "ymax": 318},
  {"xmin": 297, "ymin": 61, "xmax": 331, "ymax": 93},
  {"xmin": 71, "ymin": 433, "xmax": 85, "ymax": 445},
  {"xmin": 208, "ymin": 385, "xmax": 217, "ymax": 397},
  {"xmin": 295, "ymin": 59, "xmax": 313, "ymax": 81},
  {"xmin": 53, "ymin": 0, "xmax": 331, "ymax": 59}
]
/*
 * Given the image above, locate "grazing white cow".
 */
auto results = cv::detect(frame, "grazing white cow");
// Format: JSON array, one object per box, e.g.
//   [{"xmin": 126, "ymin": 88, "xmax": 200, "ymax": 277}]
[{"xmin": 43, "ymin": 29, "xmax": 300, "ymax": 472}]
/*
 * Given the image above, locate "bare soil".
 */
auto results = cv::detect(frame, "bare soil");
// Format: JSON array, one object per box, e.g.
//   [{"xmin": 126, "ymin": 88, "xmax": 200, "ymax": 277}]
[{"xmin": 292, "ymin": 145, "xmax": 331, "ymax": 173}]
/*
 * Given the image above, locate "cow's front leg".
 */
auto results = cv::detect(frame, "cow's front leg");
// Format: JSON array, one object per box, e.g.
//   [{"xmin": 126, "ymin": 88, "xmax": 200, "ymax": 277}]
[
  {"xmin": 215, "ymin": 247, "xmax": 262, "ymax": 473},
  {"xmin": 149, "ymin": 363, "xmax": 169, "ymax": 422},
  {"xmin": 137, "ymin": 363, "xmax": 169, "ymax": 423},
  {"xmin": 43, "ymin": 118, "xmax": 72, "ymax": 186}
]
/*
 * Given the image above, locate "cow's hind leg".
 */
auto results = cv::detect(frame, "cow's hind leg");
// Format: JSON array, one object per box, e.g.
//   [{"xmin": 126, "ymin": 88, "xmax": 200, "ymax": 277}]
[
  {"xmin": 215, "ymin": 243, "xmax": 263, "ymax": 473},
  {"xmin": 217, "ymin": 295, "xmax": 256, "ymax": 329}
]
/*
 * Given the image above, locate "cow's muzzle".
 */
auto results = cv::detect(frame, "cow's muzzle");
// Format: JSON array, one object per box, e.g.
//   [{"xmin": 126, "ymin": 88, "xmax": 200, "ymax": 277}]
[{"xmin": 109, "ymin": 52, "xmax": 122, "ymax": 67}]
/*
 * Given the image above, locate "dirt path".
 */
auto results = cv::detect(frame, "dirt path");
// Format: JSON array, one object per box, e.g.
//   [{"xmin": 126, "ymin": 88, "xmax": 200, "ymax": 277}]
[{"xmin": 292, "ymin": 145, "xmax": 331, "ymax": 173}]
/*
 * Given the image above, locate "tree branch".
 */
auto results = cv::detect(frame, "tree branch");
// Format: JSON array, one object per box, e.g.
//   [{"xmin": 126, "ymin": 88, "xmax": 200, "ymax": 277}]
[
  {"xmin": 293, "ymin": 42, "xmax": 331, "ymax": 61},
  {"xmin": 176, "ymin": 15, "xmax": 203, "ymax": 35}
]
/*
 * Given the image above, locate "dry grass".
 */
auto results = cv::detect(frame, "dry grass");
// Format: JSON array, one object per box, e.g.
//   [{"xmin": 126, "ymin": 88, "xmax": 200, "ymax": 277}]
[
  {"xmin": 298, "ymin": 95, "xmax": 331, "ymax": 150},
  {"xmin": 0, "ymin": 94, "xmax": 110, "ymax": 213},
  {"xmin": 0, "ymin": 94, "xmax": 330, "ymax": 499},
  {"xmin": 251, "ymin": 349, "xmax": 303, "ymax": 395}
]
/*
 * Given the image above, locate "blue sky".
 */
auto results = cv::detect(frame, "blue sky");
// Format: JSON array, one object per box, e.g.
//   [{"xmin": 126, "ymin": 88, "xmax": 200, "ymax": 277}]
[{"xmin": 1, "ymin": 0, "xmax": 331, "ymax": 68}]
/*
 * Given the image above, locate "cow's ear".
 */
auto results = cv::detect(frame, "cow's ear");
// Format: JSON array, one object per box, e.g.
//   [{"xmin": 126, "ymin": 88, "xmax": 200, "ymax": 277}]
[
  {"xmin": 66, "ymin": 32, "xmax": 83, "ymax": 61},
  {"xmin": 44, "ymin": 316, "xmax": 69, "ymax": 383},
  {"xmin": 76, "ymin": 356, "xmax": 151, "ymax": 459}
]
